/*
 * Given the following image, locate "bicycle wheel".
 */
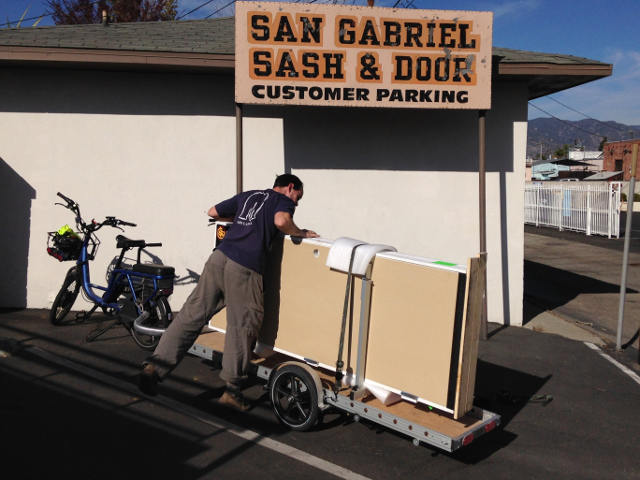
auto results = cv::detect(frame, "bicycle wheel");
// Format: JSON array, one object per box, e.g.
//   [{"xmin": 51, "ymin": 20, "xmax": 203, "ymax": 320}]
[
  {"xmin": 270, "ymin": 364, "xmax": 320, "ymax": 431},
  {"xmin": 129, "ymin": 296, "xmax": 171, "ymax": 350},
  {"xmin": 49, "ymin": 267, "xmax": 81, "ymax": 325}
]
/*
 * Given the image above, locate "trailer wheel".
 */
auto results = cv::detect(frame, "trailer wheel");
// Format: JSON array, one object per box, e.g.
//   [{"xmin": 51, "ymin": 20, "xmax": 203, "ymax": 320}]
[{"xmin": 270, "ymin": 364, "xmax": 319, "ymax": 431}]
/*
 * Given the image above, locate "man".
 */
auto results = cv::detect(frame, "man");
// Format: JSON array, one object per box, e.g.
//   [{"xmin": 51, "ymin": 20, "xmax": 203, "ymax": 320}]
[{"xmin": 139, "ymin": 173, "xmax": 318, "ymax": 410}]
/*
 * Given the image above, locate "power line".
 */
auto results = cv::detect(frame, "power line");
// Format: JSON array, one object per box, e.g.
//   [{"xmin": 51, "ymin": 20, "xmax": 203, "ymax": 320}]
[
  {"xmin": 528, "ymin": 102, "xmax": 607, "ymax": 140},
  {"xmin": 204, "ymin": 0, "xmax": 237, "ymax": 18},
  {"xmin": 5, "ymin": 11, "xmax": 49, "ymax": 26},
  {"xmin": 176, "ymin": 0, "xmax": 218, "ymax": 20},
  {"xmin": 393, "ymin": 0, "xmax": 416, "ymax": 7},
  {"xmin": 546, "ymin": 95, "xmax": 630, "ymax": 134}
]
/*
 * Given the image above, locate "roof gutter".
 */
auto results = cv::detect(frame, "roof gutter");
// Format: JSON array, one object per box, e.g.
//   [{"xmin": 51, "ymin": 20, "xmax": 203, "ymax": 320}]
[
  {"xmin": 0, "ymin": 45, "xmax": 235, "ymax": 71},
  {"xmin": 498, "ymin": 62, "xmax": 612, "ymax": 76}
]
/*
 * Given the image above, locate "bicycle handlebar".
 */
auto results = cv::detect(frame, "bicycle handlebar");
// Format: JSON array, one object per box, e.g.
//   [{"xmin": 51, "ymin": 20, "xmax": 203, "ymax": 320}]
[
  {"xmin": 57, "ymin": 191, "xmax": 75, "ymax": 205},
  {"xmin": 54, "ymin": 194, "xmax": 137, "ymax": 233},
  {"xmin": 103, "ymin": 216, "xmax": 136, "ymax": 228}
]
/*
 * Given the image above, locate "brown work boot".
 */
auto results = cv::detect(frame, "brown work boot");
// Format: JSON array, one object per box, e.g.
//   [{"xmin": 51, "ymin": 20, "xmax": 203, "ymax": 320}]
[
  {"xmin": 218, "ymin": 388, "xmax": 251, "ymax": 412},
  {"xmin": 138, "ymin": 363, "xmax": 159, "ymax": 396}
]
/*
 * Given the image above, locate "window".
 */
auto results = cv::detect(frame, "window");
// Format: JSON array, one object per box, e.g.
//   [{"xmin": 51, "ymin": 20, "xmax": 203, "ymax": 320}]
[{"xmin": 615, "ymin": 159, "xmax": 623, "ymax": 171}]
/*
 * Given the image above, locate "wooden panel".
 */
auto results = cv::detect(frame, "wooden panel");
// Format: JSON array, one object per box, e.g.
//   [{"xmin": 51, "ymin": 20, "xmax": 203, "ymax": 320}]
[
  {"xmin": 209, "ymin": 238, "xmax": 363, "ymax": 372},
  {"xmin": 454, "ymin": 254, "xmax": 486, "ymax": 418},
  {"xmin": 365, "ymin": 256, "xmax": 463, "ymax": 410},
  {"xmin": 274, "ymin": 240, "xmax": 363, "ymax": 371}
]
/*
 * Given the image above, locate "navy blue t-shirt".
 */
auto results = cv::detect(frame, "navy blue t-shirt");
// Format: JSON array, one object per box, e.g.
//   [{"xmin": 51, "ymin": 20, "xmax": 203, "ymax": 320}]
[{"xmin": 215, "ymin": 189, "xmax": 296, "ymax": 274}]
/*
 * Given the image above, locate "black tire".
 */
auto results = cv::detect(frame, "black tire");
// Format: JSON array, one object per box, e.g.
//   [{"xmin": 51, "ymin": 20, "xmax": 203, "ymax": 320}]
[
  {"xmin": 49, "ymin": 267, "xmax": 81, "ymax": 325},
  {"xmin": 129, "ymin": 296, "xmax": 171, "ymax": 350},
  {"xmin": 270, "ymin": 364, "xmax": 320, "ymax": 431}
]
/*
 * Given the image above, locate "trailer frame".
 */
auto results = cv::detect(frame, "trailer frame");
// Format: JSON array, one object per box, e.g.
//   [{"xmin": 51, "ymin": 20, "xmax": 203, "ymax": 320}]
[{"xmin": 188, "ymin": 329, "xmax": 500, "ymax": 453}]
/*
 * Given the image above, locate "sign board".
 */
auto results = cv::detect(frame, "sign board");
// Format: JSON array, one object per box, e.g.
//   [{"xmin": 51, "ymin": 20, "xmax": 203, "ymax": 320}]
[{"xmin": 235, "ymin": 1, "xmax": 493, "ymax": 109}]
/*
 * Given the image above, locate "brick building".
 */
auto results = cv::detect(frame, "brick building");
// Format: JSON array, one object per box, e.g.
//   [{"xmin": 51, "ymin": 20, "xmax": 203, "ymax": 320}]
[{"xmin": 603, "ymin": 139, "xmax": 640, "ymax": 180}]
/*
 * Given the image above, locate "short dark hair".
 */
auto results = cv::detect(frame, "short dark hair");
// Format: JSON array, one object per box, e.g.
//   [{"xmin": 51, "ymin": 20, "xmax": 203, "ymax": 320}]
[{"xmin": 273, "ymin": 173, "xmax": 303, "ymax": 190}]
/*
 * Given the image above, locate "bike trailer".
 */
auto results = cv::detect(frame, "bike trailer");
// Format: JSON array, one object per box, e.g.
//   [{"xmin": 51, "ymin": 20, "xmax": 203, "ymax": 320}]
[
  {"xmin": 189, "ymin": 234, "xmax": 500, "ymax": 451},
  {"xmin": 189, "ymin": 330, "xmax": 500, "ymax": 452}
]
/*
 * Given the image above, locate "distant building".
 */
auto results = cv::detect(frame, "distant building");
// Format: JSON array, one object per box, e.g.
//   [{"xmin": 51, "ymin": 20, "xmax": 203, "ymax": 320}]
[
  {"xmin": 531, "ymin": 160, "xmax": 570, "ymax": 180},
  {"xmin": 583, "ymin": 171, "xmax": 623, "ymax": 181},
  {"xmin": 568, "ymin": 148, "xmax": 603, "ymax": 171},
  {"xmin": 603, "ymin": 139, "xmax": 640, "ymax": 180},
  {"xmin": 531, "ymin": 158, "xmax": 595, "ymax": 180}
]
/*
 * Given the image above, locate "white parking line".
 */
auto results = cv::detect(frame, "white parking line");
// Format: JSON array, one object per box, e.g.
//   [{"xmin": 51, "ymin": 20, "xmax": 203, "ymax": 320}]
[{"xmin": 584, "ymin": 342, "xmax": 640, "ymax": 386}]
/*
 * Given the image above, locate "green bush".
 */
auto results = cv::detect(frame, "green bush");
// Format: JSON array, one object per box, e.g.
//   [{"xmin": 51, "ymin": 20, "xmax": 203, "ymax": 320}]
[{"xmin": 621, "ymin": 193, "xmax": 640, "ymax": 202}]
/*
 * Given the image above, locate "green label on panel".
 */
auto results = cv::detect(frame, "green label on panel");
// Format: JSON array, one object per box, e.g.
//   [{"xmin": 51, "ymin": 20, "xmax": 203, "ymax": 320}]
[{"xmin": 433, "ymin": 261, "xmax": 457, "ymax": 267}]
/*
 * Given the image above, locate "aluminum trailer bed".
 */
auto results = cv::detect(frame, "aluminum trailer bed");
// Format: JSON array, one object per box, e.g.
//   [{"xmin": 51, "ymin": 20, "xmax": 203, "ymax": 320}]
[{"xmin": 188, "ymin": 329, "xmax": 500, "ymax": 452}]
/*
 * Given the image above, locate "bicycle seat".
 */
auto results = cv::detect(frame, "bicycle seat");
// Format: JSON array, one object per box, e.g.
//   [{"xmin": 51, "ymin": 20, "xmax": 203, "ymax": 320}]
[
  {"xmin": 133, "ymin": 263, "xmax": 175, "ymax": 277},
  {"xmin": 116, "ymin": 235, "xmax": 146, "ymax": 249}
]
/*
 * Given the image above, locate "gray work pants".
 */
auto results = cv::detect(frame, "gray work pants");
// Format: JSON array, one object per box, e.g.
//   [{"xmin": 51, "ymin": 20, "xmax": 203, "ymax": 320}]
[{"xmin": 148, "ymin": 249, "xmax": 264, "ymax": 387}]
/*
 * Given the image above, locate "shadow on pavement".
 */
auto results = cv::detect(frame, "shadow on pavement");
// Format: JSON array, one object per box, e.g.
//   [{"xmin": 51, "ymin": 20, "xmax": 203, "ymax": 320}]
[
  {"xmin": 0, "ymin": 369, "xmax": 211, "ymax": 480},
  {"xmin": 449, "ymin": 359, "xmax": 550, "ymax": 464},
  {"xmin": 0, "ymin": 320, "xmax": 294, "ymax": 479},
  {"xmin": 523, "ymin": 260, "xmax": 638, "ymax": 324}
]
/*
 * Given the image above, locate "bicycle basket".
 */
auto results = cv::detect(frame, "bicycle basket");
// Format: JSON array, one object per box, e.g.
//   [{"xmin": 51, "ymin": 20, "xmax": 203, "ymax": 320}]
[{"xmin": 47, "ymin": 230, "xmax": 83, "ymax": 262}]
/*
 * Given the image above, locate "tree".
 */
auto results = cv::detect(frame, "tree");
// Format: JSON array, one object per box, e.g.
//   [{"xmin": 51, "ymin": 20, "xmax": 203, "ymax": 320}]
[
  {"xmin": 46, "ymin": 0, "xmax": 177, "ymax": 24},
  {"xmin": 599, "ymin": 136, "xmax": 608, "ymax": 151},
  {"xmin": 554, "ymin": 144, "xmax": 569, "ymax": 159}
]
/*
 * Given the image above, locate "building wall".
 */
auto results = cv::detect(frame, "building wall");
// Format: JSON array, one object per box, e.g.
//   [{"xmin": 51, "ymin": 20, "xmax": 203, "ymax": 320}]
[
  {"xmin": 603, "ymin": 139, "xmax": 640, "ymax": 180},
  {"xmin": 0, "ymin": 67, "xmax": 527, "ymax": 325},
  {"xmin": 568, "ymin": 150, "xmax": 602, "ymax": 161}
]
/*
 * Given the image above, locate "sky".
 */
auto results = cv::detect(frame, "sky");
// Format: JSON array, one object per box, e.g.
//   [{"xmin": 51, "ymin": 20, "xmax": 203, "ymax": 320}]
[{"xmin": 2, "ymin": 0, "xmax": 639, "ymax": 125}]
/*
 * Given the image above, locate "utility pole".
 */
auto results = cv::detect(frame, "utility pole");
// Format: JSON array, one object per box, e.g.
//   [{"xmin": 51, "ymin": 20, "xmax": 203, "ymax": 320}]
[{"xmin": 616, "ymin": 144, "xmax": 637, "ymax": 351}]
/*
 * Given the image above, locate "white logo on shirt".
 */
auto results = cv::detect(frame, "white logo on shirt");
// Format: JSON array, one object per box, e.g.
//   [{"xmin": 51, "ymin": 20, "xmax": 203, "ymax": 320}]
[{"xmin": 238, "ymin": 192, "xmax": 269, "ymax": 224}]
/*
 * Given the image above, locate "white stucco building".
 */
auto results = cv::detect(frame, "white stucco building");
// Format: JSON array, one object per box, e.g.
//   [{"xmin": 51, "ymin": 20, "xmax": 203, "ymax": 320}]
[{"xmin": 0, "ymin": 17, "xmax": 611, "ymax": 326}]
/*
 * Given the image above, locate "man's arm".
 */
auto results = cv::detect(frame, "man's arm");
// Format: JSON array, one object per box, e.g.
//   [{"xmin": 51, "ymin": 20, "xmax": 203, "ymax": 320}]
[
  {"xmin": 208, "ymin": 206, "xmax": 234, "ymax": 222},
  {"xmin": 274, "ymin": 211, "xmax": 319, "ymax": 238}
]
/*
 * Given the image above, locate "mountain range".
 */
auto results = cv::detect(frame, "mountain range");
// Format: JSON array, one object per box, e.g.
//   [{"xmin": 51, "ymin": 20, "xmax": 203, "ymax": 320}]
[{"xmin": 527, "ymin": 118, "xmax": 640, "ymax": 159}]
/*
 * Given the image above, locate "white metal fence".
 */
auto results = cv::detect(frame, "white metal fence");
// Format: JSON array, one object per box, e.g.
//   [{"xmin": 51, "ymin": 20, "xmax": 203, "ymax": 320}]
[{"xmin": 524, "ymin": 181, "xmax": 622, "ymax": 238}]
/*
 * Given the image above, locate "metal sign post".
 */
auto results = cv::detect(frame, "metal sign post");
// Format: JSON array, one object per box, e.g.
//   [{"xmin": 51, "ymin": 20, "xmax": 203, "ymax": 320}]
[
  {"xmin": 616, "ymin": 143, "xmax": 637, "ymax": 351},
  {"xmin": 478, "ymin": 110, "xmax": 488, "ymax": 340},
  {"xmin": 236, "ymin": 103, "xmax": 243, "ymax": 194}
]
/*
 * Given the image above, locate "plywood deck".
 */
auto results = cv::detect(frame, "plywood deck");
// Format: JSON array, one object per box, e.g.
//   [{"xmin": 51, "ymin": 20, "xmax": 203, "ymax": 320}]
[{"xmin": 359, "ymin": 396, "xmax": 485, "ymax": 437}]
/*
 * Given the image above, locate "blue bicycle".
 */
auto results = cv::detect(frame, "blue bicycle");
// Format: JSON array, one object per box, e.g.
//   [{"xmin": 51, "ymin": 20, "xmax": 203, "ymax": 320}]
[{"xmin": 47, "ymin": 192, "xmax": 175, "ymax": 350}]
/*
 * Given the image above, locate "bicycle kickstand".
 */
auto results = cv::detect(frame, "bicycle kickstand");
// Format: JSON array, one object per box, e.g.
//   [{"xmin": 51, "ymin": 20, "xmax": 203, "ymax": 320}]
[
  {"xmin": 85, "ymin": 312, "xmax": 119, "ymax": 343},
  {"xmin": 75, "ymin": 304, "xmax": 100, "ymax": 323}
]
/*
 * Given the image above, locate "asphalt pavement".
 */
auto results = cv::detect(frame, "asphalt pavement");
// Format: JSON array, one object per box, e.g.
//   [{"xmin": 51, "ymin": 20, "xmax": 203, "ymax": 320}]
[
  {"xmin": 1, "ymin": 305, "xmax": 639, "ymax": 479},
  {"xmin": 524, "ymin": 223, "xmax": 640, "ymax": 360}
]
